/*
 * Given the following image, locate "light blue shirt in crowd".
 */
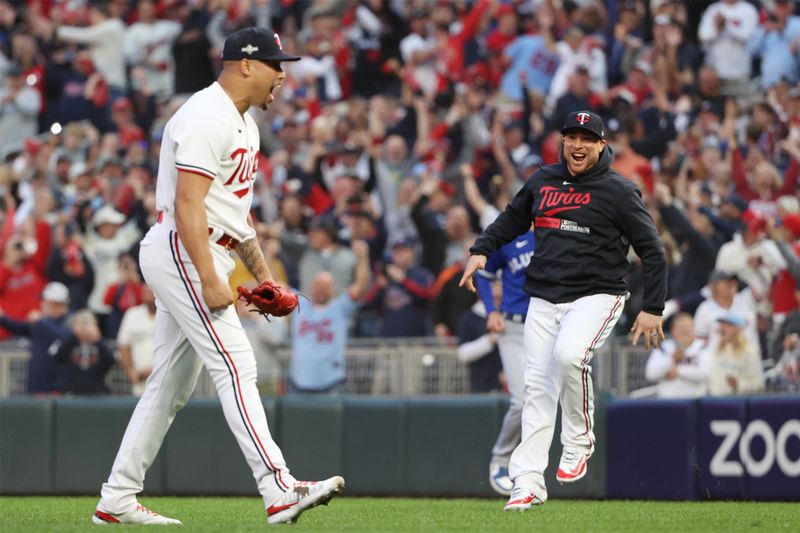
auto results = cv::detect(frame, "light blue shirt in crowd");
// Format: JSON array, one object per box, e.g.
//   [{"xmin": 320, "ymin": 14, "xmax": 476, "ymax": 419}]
[
  {"xmin": 500, "ymin": 35, "xmax": 559, "ymax": 100},
  {"xmin": 749, "ymin": 17, "xmax": 800, "ymax": 88},
  {"xmin": 290, "ymin": 292, "xmax": 357, "ymax": 391}
]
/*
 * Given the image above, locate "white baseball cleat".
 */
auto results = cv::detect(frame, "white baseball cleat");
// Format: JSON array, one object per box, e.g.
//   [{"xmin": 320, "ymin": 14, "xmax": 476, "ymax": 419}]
[
  {"xmin": 91, "ymin": 504, "xmax": 182, "ymax": 525},
  {"xmin": 503, "ymin": 485, "xmax": 543, "ymax": 512},
  {"xmin": 489, "ymin": 462, "xmax": 513, "ymax": 496},
  {"xmin": 556, "ymin": 449, "xmax": 590, "ymax": 483},
  {"xmin": 266, "ymin": 476, "xmax": 345, "ymax": 525}
]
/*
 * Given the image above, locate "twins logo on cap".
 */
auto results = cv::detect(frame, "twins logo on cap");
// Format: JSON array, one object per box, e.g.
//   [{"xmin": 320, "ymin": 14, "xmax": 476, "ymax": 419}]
[
  {"xmin": 274, "ymin": 33, "xmax": 283, "ymax": 50},
  {"xmin": 560, "ymin": 110, "xmax": 605, "ymax": 139}
]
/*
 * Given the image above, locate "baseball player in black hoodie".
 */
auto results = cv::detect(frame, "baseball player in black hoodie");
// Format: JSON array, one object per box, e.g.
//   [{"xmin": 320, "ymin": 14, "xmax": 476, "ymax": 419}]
[{"xmin": 460, "ymin": 111, "xmax": 667, "ymax": 511}]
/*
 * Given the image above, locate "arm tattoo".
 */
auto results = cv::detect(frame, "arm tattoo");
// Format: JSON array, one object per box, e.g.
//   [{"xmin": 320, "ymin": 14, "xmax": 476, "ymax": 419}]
[{"xmin": 237, "ymin": 238, "xmax": 268, "ymax": 281}]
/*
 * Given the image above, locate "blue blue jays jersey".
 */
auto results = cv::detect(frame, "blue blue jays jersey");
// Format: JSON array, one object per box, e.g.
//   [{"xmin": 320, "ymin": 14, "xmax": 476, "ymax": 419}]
[{"xmin": 476, "ymin": 231, "xmax": 535, "ymax": 316}]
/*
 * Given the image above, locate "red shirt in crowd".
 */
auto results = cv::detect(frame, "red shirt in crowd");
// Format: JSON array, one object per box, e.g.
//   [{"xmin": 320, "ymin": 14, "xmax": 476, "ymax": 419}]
[
  {"xmin": 771, "ymin": 244, "xmax": 800, "ymax": 315},
  {"xmin": 0, "ymin": 221, "xmax": 51, "ymax": 339},
  {"xmin": 486, "ymin": 31, "xmax": 517, "ymax": 56},
  {"xmin": 102, "ymin": 281, "xmax": 144, "ymax": 313},
  {"xmin": 771, "ymin": 214, "xmax": 800, "ymax": 315},
  {"xmin": 0, "ymin": 263, "xmax": 47, "ymax": 339}
]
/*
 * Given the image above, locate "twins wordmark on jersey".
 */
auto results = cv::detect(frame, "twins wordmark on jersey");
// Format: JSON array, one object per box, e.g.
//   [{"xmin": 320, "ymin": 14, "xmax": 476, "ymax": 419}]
[
  {"xmin": 298, "ymin": 318, "xmax": 334, "ymax": 343},
  {"xmin": 176, "ymin": 141, "xmax": 258, "ymax": 198},
  {"xmin": 533, "ymin": 185, "xmax": 592, "ymax": 235},
  {"xmin": 224, "ymin": 146, "xmax": 259, "ymax": 198},
  {"xmin": 173, "ymin": 136, "xmax": 258, "ymax": 196}
]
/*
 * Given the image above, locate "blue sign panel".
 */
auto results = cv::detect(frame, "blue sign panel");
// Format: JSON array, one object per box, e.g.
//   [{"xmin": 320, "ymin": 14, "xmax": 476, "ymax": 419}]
[{"xmin": 606, "ymin": 399, "xmax": 697, "ymax": 500}]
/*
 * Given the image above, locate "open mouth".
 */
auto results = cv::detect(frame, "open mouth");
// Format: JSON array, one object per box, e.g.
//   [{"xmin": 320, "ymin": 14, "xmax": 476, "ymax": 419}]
[
  {"xmin": 570, "ymin": 153, "xmax": 587, "ymax": 164},
  {"xmin": 267, "ymin": 82, "xmax": 282, "ymax": 103}
]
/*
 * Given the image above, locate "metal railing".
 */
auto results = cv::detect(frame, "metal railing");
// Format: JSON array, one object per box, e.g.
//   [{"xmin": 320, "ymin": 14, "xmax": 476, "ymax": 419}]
[
  {"xmin": 0, "ymin": 337, "xmax": 474, "ymax": 398},
  {"xmin": 6, "ymin": 336, "xmax": 793, "ymax": 399},
  {"xmin": 0, "ymin": 336, "xmax": 664, "ymax": 399}
]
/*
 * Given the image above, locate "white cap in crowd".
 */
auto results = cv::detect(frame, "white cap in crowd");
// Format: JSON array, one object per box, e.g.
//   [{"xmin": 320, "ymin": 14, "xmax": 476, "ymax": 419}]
[
  {"xmin": 93, "ymin": 205, "xmax": 126, "ymax": 226},
  {"xmin": 42, "ymin": 282, "xmax": 70, "ymax": 304}
]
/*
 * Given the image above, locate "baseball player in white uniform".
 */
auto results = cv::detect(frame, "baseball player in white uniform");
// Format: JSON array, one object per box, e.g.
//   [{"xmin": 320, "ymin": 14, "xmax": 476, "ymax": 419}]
[
  {"xmin": 93, "ymin": 27, "xmax": 344, "ymax": 526},
  {"xmin": 461, "ymin": 111, "xmax": 667, "ymax": 511}
]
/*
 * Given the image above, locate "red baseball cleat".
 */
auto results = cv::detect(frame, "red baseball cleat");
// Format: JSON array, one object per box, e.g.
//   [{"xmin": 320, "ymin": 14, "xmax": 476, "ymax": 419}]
[
  {"xmin": 556, "ymin": 449, "xmax": 590, "ymax": 483},
  {"xmin": 503, "ymin": 485, "xmax": 544, "ymax": 511}
]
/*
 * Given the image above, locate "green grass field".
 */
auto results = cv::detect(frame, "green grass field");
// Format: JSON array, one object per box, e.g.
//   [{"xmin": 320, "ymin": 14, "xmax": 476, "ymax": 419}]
[{"xmin": 1, "ymin": 496, "xmax": 798, "ymax": 532}]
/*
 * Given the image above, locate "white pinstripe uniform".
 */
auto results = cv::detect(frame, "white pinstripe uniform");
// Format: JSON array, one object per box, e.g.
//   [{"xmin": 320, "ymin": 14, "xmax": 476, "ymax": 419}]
[
  {"xmin": 98, "ymin": 81, "xmax": 296, "ymax": 513},
  {"xmin": 509, "ymin": 293, "xmax": 625, "ymax": 501},
  {"xmin": 470, "ymin": 111, "xmax": 667, "ymax": 510}
]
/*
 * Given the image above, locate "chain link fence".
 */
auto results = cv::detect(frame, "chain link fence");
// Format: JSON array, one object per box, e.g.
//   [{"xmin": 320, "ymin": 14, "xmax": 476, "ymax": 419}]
[{"xmin": 0, "ymin": 336, "xmax": 653, "ymax": 399}]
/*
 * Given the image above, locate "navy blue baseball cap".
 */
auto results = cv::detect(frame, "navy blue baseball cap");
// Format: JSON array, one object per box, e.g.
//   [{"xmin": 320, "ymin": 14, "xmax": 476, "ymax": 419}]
[
  {"xmin": 222, "ymin": 27, "xmax": 301, "ymax": 63},
  {"xmin": 721, "ymin": 192, "xmax": 748, "ymax": 213},
  {"xmin": 391, "ymin": 234, "xmax": 418, "ymax": 249},
  {"xmin": 561, "ymin": 111, "xmax": 605, "ymax": 140}
]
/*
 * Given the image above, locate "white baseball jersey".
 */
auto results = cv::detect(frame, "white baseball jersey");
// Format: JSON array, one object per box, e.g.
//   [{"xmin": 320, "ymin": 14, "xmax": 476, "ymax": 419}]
[
  {"xmin": 156, "ymin": 81, "xmax": 259, "ymax": 244},
  {"xmin": 101, "ymin": 88, "xmax": 296, "ymax": 511}
]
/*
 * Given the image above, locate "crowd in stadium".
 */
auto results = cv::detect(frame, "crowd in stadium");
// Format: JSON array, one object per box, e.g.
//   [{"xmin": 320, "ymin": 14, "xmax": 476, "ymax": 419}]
[{"xmin": 0, "ymin": 0, "xmax": 799, "ymax": 396}]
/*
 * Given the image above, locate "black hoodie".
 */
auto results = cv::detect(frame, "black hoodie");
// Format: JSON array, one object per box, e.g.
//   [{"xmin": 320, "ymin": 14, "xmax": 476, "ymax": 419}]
[{"xmin": 470, "ymin": 146, "xmax": 667, "ymax": 315}]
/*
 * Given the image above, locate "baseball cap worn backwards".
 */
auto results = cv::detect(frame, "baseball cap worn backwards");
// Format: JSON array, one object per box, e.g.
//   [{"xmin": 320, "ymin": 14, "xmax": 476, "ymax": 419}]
[
  {"xmin": 561, "ymin": 111, "xmax": 605, "ymax": 140},
  {"xmin": 222, "ymin": 27, "xmax": 301, "ymax": 63}
]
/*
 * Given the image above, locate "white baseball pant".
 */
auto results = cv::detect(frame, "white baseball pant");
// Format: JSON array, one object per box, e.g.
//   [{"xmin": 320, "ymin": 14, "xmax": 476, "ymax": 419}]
[
  {"xmin": 491, "ymin": 319, "xmax": 525, "ymax": 464},
  {"xmin": 98, "ymin": 220, "xmax": 295, "ymax": 512},
  {"xmin": 509, "ymin": 293, "xmax": 625, "ymax": 501}
]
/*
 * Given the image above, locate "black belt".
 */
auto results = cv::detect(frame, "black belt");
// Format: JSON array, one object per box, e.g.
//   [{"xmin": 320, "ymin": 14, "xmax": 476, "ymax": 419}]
[{"xmin": 501, "ymin": 312, "xmax": 526, "ymax": 324}]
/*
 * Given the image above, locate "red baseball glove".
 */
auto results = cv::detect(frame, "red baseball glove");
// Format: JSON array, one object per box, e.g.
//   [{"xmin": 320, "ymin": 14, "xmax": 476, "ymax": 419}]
[{"xmin": 237, "ymin": 281, "xmax": 298, "ymax": 319}]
